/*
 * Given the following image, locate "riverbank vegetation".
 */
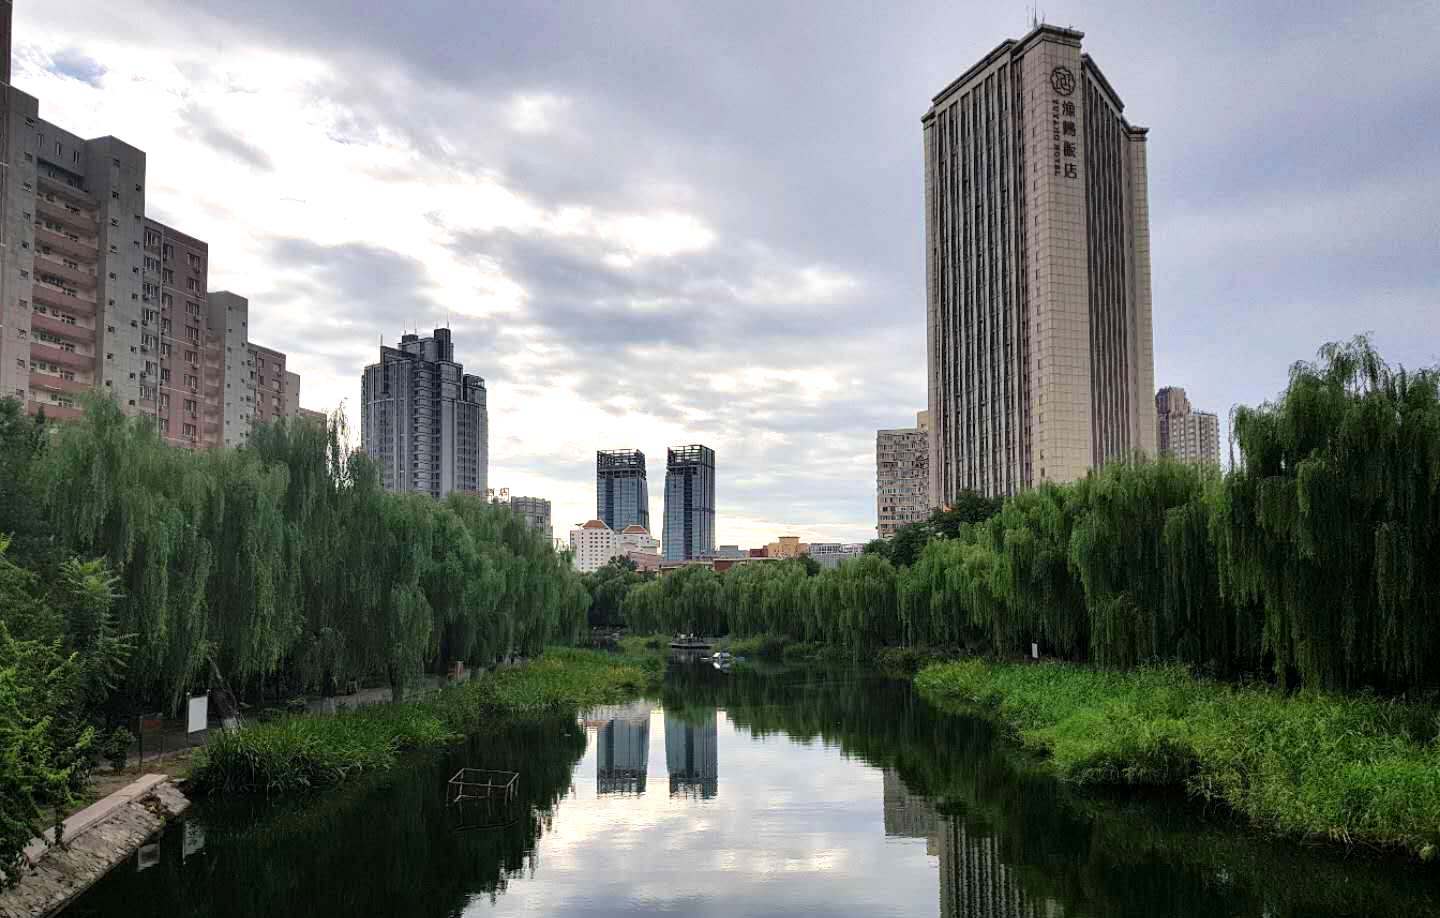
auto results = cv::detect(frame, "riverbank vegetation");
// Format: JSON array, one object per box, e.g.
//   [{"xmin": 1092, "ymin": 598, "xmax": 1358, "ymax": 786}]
[
  {"xmin": 192, "ymin": 647, "xmax": 655, "ymax": 794},
  {"xmin": 615, "ymin": 339, "xmax": 1440, "ymax": 695},
  {"xmin": 915, "ymin": 659, "xmax": 1440, "ymax": 859},
  {"xmin": 0, "ymin": 398, "xmax": 590, "ymax": 872}
]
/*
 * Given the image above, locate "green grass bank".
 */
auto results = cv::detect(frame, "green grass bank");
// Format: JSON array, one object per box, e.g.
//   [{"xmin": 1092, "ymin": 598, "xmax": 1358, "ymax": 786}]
[
  {"xmin": 915, "ymin": 659, "xmax": 1440, "ymax": 860},
  {"xmin": 192, "ymin": 648, "xmax": 659, "ymax": 795}
]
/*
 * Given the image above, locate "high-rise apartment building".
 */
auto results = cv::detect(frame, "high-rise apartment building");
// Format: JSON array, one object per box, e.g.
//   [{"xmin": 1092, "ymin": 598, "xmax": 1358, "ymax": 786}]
[
  {"xmin": 596, "ymin": 449, "xmax": 650, "ymax": 532},
  {"xmin": 360, "ymin": 328, "xmax": 488, "ymax": 499},
  {"xmin": 509, "ymin": 495, "xmax": 553, "ymax": 537},
  {"xmin": 1156, "ymin": 386, "xmax": 1220, "ymax": 467},
  {"xmin": 924, "ymin": 25, "xmax": 1156, "ymax": 502},
  {"xmin": 877, "ymin": 410, "xmax": 932, "ymax": 538},
  {"xmin": 662, "ymin": 444, "xmax": 715, "ymax": 562},
  {"xmin": 249, "ymin": 343, "xmax": 290, "ymax": 429},
  {"xmin": 1, "ymin": 60, "xmax": 148, "ymax": 423},
  {"xmin": 140, "ymin": 219, "xmax": 210, "ymax": 448}
]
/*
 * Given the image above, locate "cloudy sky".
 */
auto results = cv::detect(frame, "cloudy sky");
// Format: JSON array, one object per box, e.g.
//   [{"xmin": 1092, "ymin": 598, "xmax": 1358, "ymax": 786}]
[{"xmin": 17, "ymin": 1, "xmax": 1439, "ymax": 546}]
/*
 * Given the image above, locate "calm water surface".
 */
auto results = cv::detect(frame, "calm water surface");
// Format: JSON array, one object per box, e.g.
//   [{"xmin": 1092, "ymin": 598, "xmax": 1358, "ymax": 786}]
[{"xmin": 68, "ymin": 664, "xmax": 1440, "ymax": 917}]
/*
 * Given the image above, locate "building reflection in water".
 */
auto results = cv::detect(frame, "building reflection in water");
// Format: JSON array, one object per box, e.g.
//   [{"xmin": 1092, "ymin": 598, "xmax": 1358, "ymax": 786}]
[
  {"xmin": 664, "ymin": 709, "xmax": 718, "ymax": 799},
  {"xmin": 585, "ymin": 702, "xmax": 655, "ymax": 796},
  {"xmin": 882, "ymin": 769, "xmax": 1063, "ymax": 918}
]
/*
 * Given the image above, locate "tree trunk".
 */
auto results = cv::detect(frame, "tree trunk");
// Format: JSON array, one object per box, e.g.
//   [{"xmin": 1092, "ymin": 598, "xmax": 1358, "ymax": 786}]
[{"xmin": 206, "ymin": 653, "xmax": 243, "ymax": 732}]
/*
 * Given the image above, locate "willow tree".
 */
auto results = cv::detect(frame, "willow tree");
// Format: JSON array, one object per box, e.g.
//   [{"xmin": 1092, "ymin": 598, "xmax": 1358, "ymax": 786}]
[
  {"xmin": 40, "ymin": 398, "xmax": 213, "ymax": 707},
  {"xmin": 1217, "ymin": 337, "xmax": 1440, "ymax": 689}
]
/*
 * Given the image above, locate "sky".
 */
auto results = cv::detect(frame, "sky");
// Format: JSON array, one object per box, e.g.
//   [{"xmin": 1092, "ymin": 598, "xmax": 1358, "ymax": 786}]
[{"xmin": 15, "ymin": 0, "xmax": 1440, "ymax": 547}]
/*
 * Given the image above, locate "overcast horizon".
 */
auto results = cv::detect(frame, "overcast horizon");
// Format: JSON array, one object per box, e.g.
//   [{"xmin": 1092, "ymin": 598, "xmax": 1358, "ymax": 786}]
[{"xmin": 16, "ymin": 1, "xmax": 1439, "ymax": 547}]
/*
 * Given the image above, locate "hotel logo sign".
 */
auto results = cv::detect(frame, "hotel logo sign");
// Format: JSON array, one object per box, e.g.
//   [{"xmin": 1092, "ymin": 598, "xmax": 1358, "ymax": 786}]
[{"xmin": 1050, "ymin": 66, "xmax": 1076, "ymax": 96}]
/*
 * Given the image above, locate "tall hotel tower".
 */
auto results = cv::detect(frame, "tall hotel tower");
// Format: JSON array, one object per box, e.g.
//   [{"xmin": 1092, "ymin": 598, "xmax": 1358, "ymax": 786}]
[{"xmin": 924, "ymin": 25, "xmax": 1156, "ymax": 501}]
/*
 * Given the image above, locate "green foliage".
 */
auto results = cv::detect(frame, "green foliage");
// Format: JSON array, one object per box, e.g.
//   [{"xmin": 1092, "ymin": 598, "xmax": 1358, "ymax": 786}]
[
  {"xmin": 916, "ymin": 659, "xmax": 1440, "ymax": 857},
  {"xmin": 12, "ymin": 398, "xmax": 589, "ymax": 708},
  {"xmin": 1217, "ymin": 336, "xmax": 1440, "ymax": 689},
  {"xmin": 191, "ymin": 648, "xmax": 654, "ymax": 795},
  {"xmin": 581, "ymin": 556, "xmax": 642, "ymax": 628}
]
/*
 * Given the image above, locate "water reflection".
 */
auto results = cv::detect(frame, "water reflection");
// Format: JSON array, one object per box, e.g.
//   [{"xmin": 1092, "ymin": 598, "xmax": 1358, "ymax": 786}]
[
  {"xmin": 884, "ymin": 770, "xmax": 1062, "ymax": 918},
  {"xmin": 665, "ymin": 708, "xmax": 718, "ymax": 799},
  {"xmin": 65, "ymin": 664, "xmax": 1440, "ymax": 918},
  {"xmin": 588, "ymin": 701, "xmax": 654, "ymax": 796}
]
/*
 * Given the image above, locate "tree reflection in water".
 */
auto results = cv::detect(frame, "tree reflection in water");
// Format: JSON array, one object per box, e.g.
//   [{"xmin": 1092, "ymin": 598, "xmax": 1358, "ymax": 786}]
[{"xmin": 67, "ymin": 665, "xmax": 1440, "ymax": 918}]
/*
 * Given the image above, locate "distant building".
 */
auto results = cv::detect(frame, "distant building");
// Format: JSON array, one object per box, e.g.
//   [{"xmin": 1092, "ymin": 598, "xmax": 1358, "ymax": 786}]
[
  {"xmin": 809, "ymin": 542, "xmax": 866, "ymax": 569},
  {"xmin": 710, "ymin": 545, "xmax": 748, "ymax": 561},
  {"xmin": 360, "ymin": 328, "xmax": 488, "ymax": 499},
  {"xmin": 296, "ymin": 407, "xmax": 327, "ymax": 427},
  {"xmin": 1156, "ymin": 387, "xmax": 1220, "ymax": 467},
  {"xmin": 662, "ymin": 445, "xmax": 716, "ymax": 561},
  {"xmin": 877, "ymin": 411, "xmax": 932, "ymax": 538},
  {"xmin": 510, "ymin": 496, "xmax": 553, "ymax": 537},
  {"xmin": 925, "ymin": 25, "xmax": 1157, "ymax": 500},
  {"xmin": 597, "ymin": 449, "xmax": 650, "ymax": 531},
  {"xmin": 619, "ymin": 524, "xmax": 661, "ymax": 571},
  {"xmin": 627, "ymin": 550, "xmax": 661, "ymax": 573},
  {"xmin": 766, "ymin": 535, "xmax": 809, "ymax": 559},
  {"xmin": 570, "ymin": 519, "xmax": 623, "ymax": 573}
]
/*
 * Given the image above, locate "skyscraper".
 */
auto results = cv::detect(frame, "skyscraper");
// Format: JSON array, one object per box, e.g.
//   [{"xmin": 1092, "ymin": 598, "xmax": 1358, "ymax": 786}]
[
  {"xmin": 360, "ymin": 328, "xmax": 487, "ymax": 499},
  {"xmin": 1156, "ymin": 386, "xmax": 1220, "ymax": 467},
  {"xmin": 662, "ymin": 444, "xmax": 715, "ymax": 562},
  {"xmin": 877, "ymin": 410, "xmax": 932, "ymax": 538},
  {"xmin": 596, "ymin": 449, "xmax": 649, "ymax": 531},
  {"xmin": 924, "ymin": 25, "xmax": 1156, "ymax": 502}
]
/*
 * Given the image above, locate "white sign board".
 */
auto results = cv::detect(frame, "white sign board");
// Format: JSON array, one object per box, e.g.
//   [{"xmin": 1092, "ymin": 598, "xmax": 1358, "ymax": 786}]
[
  {"xmin": 187, "ymin": 694, "xmax": 209, "ymax": 734},
  {"xmin": 1031, "ymin": 642, "xmax": 1039, "ymax": 660}
]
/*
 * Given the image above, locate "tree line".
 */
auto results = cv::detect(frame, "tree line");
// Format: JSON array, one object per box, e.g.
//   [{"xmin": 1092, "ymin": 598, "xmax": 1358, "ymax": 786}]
[
  {"xmin": 608, "ymin": 338, "xmax": 1440, "ymax": 693},
  {"xmin": 1, "ymin": 397, "xmax": 588, "ymax": 879}
]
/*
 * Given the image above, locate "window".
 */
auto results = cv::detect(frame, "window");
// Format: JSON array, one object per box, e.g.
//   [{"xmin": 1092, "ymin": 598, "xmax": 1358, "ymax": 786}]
[
  {"xmin": 162, "ymin": 268, "xmax": 174, "ymax": 284},
  {"xmin": 185, "ymin": 349, "xmax": 197, "ymax": 364},
  {"xmin": 186, "ymin": 301, "xmax": 201, "ymax": 317},
  {"xmin": 159, "ymin": 418, "xmax": 170, "ymax": 434},
  {"xmin": 160, "ymin": 368, "xmax": 170, "ymax": 383},
  {"xmin": 162, "ymin": 244, "xmax": 173, "ymax": 261},
  {"xmin": 187, "ymin": 253, "xmax": 201, "ymax": 269},
  {"xmin": 183, "ymin": 399, "xmax": 197, "ymax": 414},
  {"xmin": 182, "ymin": 424, "xmax": 196, "ymax": 440},
  {"xmin": 186, "ymin": 277, "xmax": 200, "ymax": 292},
  {"xmin": 184, "ymin": 374, "xmax": 198, "ymax": 389}
]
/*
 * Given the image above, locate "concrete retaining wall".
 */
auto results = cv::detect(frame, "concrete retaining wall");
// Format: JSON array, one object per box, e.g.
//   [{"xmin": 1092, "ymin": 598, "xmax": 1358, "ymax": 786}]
[{"xmin": 0, "ymin": 775, "xmax": 189, "ymax": 918}]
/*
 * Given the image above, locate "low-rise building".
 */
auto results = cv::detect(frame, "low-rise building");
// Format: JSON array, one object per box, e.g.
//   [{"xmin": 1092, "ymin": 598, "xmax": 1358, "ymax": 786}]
[
  {"xmin": 766, "ymin": 535, "xmax": 809, "ymax": 559},
  {"xmin": 808, "ymin": 542, "xmax": 866, "ymax": 569},
  {"xmin": 510, "ymin": 496, "xmax": 553, "ymax": 537}
]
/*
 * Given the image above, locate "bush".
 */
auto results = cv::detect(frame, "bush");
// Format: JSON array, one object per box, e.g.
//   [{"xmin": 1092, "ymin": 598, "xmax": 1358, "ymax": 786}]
[
  {"xmin": 915, "ymin": 659, "xmax": 1440, "ymax": 857},
  {"xmin": 102, "ymin": 727, "xmax": 132, "ymax": 772},
  {"xmin": 192, "ymin": 648, "xmax": 656, "ymax": 795}
]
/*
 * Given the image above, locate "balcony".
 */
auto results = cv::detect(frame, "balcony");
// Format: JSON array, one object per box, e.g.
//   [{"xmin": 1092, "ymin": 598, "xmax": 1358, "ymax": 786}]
[
  {"xmin": 34, "ymin": 256, "xmax": 98, "ymax": 290},
  {"xmin": 29, "ymin": 371, "xmax": 91, "ymax": 396},
  {"xmin": 32, "ymin": 283, "xmax": 97, "ymax": 317},
  {"xmin": 36, "ymin": 173, "xmax": 95, "ymax": 207},
  {"xmin": 30, "ymin": 312, "xmax": 96, "ymax": 343},
  {"xmin": 34, "ymin": 224, "xmax": 98, "ymax": 260},
  {"xmin": 35, "ymin": 195, "xmax": 96, "ymax": 234},
  {"xmin": 28, "ymin": 342, "xmax": 93, "ymax": 371},
  {"xmin": 26, "ymin": 399, "xmax": 83, "ymax": 423}
]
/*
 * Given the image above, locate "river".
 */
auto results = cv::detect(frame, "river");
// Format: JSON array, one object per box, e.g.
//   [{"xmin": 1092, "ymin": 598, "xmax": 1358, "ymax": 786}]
[{"xmin": 66, "ymin": 661, "xmax": 1440, "ymax": 917}]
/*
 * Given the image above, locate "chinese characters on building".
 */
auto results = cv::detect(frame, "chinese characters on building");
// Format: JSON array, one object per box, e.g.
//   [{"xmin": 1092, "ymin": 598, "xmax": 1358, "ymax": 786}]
[{"xmin": 1050, "ymin": 98, "xmax": 1078, "ymax": 179}]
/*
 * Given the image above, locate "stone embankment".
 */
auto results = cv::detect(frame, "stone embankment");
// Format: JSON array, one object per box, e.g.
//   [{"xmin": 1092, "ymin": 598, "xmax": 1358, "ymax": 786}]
[{"xmin": 0, "ymin": 774, "xmax": 189, "ymax": 918}]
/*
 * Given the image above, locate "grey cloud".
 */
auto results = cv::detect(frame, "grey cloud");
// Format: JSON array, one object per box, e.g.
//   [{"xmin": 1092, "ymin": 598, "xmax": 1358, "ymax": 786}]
[
  {"xmin": 179, "ymin": 103, "xmax": 275, "ymax": 171},
  {"xmin": 48, "ymin": 48, "xmax": 106, "ymax": 86},
  {"xmin": 64, "ymin": 0, "xmax": 1439, "ymax": 539}
]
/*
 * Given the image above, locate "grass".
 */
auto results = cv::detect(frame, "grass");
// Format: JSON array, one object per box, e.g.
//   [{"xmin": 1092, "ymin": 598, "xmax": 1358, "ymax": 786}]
[
  {"xmin": 915, "ymin": 659, "xmax": 1440, "ymax": 860},
  {"xmin": 192, "ymin": 647, "xmax": 657, "ymax": 796}
]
